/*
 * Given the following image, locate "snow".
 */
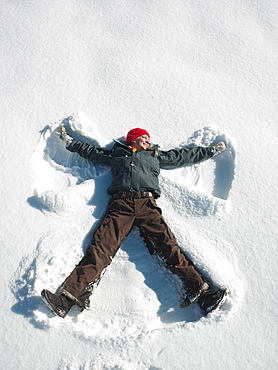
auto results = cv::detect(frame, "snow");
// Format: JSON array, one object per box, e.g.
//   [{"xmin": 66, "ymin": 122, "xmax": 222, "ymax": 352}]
[{"xmin": 1, "ymin": 0, "xmax": 277, "ymax": 369}]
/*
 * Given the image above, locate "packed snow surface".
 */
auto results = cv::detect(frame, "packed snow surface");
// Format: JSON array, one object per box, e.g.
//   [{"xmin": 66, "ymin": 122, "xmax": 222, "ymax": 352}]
[{"xmin": 1, "ymin": 1, "xmax": 277, "ymax": 369}]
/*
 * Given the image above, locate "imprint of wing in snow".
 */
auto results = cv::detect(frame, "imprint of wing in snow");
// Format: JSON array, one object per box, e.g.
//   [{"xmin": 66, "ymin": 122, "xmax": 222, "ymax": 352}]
[
  {"xmin": 160, "ymin": 126, "xmax": 236, "ymax": 218},
  {"xmin": 186, "ymin": 126, "xmax": 236, "ymax": 201},
  {"xmin": 32, "ymin": 113, "xmax": 111, "ymax": 213}
]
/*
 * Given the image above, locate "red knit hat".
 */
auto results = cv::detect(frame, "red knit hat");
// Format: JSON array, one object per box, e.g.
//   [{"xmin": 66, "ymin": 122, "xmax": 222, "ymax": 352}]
[{"xmin": 125, "ymin": 128, "xmax": 150, "ymax": 144}]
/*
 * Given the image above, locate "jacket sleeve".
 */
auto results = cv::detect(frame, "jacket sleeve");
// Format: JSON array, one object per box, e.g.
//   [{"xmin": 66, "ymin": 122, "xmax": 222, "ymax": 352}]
[
  {"xmin": 158, "ymin": 146, "xmax": 215, "ymax": 168},
  {"xmin": 66, "ymin": 139, "xmax": 112, "ymax": 166}
]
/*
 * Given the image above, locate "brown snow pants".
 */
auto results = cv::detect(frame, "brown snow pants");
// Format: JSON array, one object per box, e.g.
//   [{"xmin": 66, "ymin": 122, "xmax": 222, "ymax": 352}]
[{"xmin": 62, "ymin": 196, "xmax": 205, "ymax": 307}]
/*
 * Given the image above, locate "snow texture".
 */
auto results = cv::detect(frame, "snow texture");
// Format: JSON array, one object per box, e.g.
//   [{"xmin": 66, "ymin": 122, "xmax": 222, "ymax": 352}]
[{"xmin": 1, "ymin": 1, "xmax": 277, "ymax": 369}]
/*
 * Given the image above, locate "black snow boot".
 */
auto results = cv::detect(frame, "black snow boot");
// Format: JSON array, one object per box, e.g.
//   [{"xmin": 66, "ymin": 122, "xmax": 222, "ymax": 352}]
[
  {"xmin": 41, "ymin": 289, "xmax": 74, "ymax": 318},
  {"xmin": 197, "ymin": 287, "xmax": 229, "ymax": 315}
]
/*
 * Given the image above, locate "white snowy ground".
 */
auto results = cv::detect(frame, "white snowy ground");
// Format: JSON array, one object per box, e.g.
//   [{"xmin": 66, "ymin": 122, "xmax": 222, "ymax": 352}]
[{"xmin": 0, "ymin": 1, "xmax": 277, "ymax": 369}]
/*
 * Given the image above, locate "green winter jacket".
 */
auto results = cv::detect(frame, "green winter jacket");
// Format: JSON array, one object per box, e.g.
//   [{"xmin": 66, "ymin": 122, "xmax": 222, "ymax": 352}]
[{"xmin": 66, "ymin": 139, "xmax": 215, "ymax": 198}]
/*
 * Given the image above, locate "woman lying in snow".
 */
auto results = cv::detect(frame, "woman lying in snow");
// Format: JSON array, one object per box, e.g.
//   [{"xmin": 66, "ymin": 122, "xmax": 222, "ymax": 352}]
[{"xmin": 42, "ymin": 127, "xmax": 228, "ymax": 318}]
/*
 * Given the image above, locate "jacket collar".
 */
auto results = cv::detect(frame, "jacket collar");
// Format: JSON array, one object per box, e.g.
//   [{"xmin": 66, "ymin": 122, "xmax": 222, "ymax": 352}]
[{"xmin": 113, "ymin": 139, "xmax": 159, "ymax": 151}]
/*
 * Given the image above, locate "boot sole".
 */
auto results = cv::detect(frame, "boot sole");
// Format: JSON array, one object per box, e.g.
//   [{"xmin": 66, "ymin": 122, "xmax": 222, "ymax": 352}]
[{"xmin": 41, "ymin": 290, "xmax": 67, "ymax": 318}]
